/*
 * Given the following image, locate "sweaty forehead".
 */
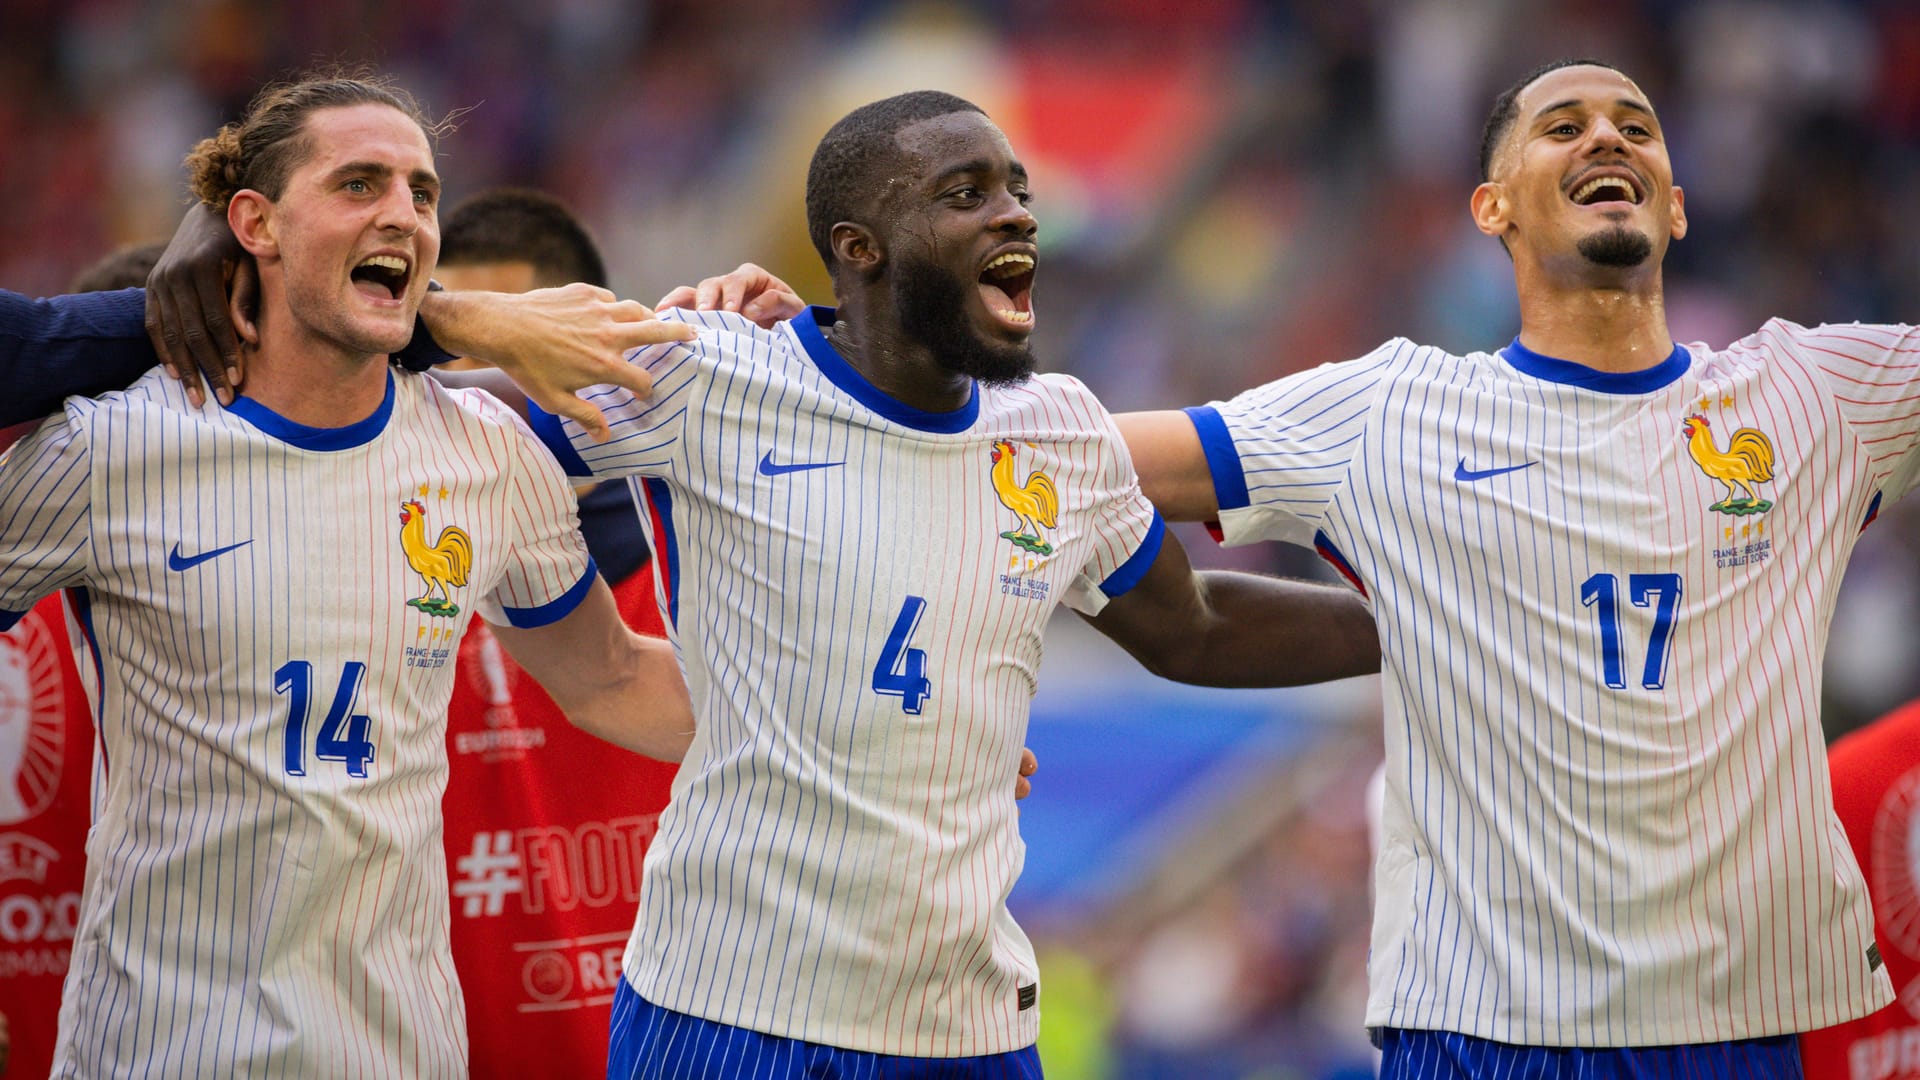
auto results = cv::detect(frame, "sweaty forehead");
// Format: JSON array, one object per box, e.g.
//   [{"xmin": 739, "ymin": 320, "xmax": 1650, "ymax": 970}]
[{"xmin": 892, "ymin": 112, "xmax": 1012, "ymax": 179}]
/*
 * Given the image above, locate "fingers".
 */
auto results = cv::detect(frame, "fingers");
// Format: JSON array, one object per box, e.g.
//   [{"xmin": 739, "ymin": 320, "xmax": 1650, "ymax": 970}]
[
  {"xmin": 654, "ymin": 286, "xmax": 696, "ymax": 312},
  {"xmin": 545, "ymin": 392, "xmax": 613, "ymax": 444},
  {"xmin": 1019, "ymin": 747, "xmax": 1037, "ymax": 776},
  {"xmin": 611, "ymin": 319, "xmax": 697, "ymax": 352},
  {"xmin": 742, "ymin": 289, "xmax": 805, "ymax": 329},
  {"xmin": 145, "ymin": 287, "xmax": 207, "ymax": 409},
  {"xmin": 191, "ymin": 265, "xmax": 239, "ymax": 406},
  {"xmin": 595, "ymin": 359, "xmax": 657, "ymax": 405}
]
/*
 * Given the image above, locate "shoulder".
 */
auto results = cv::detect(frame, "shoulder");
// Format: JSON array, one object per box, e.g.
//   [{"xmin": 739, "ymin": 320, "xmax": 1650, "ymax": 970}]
[{"xmin": 63, "ymin": 365, "xmax": 201, "ymax": 423}]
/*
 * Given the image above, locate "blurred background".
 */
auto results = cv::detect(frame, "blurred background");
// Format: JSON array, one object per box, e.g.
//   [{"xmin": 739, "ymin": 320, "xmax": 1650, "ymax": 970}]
[{"xmin": 7, "ymin": 0, "xmax": 1920, "ymax": 1074}]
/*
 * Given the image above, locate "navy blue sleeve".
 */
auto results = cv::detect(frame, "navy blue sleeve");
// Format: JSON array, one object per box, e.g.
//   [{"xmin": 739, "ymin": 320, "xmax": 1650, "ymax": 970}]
[{"xmin": 1, "ymin": 288, "xmax": 157, "ymax": 424}]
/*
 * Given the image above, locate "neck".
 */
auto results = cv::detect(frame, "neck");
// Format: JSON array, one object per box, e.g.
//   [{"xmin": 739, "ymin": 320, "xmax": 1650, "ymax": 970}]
[
  {"xmin": 240, "ymin": 302, "xmax": 394, "ymax": 427},
  {"xmin": 1511, "ymin": 257, "xmax": 1674, "ymax": 372},
  {"xmin": 827, "ymin": 289, "xmax": 973, "ymax": 413}
]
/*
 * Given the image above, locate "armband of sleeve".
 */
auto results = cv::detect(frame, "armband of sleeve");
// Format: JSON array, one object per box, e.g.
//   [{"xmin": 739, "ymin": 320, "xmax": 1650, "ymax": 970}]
[{"xmin": 395, "ymin": 279, "xmax": 454, "ymax": 371}]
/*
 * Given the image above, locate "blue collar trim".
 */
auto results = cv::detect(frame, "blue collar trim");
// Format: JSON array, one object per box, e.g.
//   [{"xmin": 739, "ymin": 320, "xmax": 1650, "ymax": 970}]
[
  {"xmin": 1499, "ymin": 338, "xmax": 1691, "ymax": 395},
  {"xmin": 790, "ymin": 306, "xmax": 979, "ymax": 434},
  {"xmin": 227, "ymin": 369, "xmax": 396, "ymax": 450}
]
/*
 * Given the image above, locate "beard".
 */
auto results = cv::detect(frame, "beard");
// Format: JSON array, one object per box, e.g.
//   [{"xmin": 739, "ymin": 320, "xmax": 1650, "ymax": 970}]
[
  {"xmin": 1576, "ymin": 225, "xmax": 1653, "ymax": 268},
  {"xmin": 892, "ymin": 255, "xmax": 1037, "ymax": 387}
]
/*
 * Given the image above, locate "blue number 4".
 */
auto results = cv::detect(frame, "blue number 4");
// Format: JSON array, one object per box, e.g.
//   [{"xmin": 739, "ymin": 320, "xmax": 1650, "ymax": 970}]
[
  {"xmin": 872, "ymin": 596, "xmax": 932, "ymax": 715},
  {"xmin": 1579, "ymin": 573, "xmax": 1681, "ymax": 690},
  {"xmin": 276, "ymin": 660, "xmax": 377, "ymax": 778}
]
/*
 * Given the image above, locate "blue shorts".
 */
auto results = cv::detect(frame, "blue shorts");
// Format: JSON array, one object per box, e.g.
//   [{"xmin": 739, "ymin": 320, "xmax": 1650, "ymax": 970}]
[
  {"xmin": 1376, "ymin": 1028, "xmax": 1803, "ymax": 1079},
  {"xmin": 607, "ymin": 977, "xmax": 1044, "ymax": 1079}
]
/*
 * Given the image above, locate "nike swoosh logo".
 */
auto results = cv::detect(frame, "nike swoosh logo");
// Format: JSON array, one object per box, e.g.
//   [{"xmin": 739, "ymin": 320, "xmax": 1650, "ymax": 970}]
[
  {"xmin": 758, "ymin": 451, "xmax": 845, "ymax": 477},
  {"xmin": 167, "ymin": 539, "xmax": 254, "ymax": 571},
  {"xmin": 1453, "ymin": 458, "xmax": 1538, "ymax": 482}
]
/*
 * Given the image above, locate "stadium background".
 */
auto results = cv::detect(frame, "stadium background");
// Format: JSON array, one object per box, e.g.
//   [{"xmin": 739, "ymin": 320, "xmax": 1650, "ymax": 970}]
[{"xmin": 7, "ymin": 1, "xmax": 1920, "ymax": 1075}]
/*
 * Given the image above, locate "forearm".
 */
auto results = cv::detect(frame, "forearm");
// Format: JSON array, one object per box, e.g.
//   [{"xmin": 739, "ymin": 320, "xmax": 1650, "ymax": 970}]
[
  {"xmin": 1186, "ymin": 572, "xmax": 1379, "ymax": 685},
  {"xmin": 2, "ymin": 289, "xmax": 157, "ymax": 423},
  {"xmin": 488, "ymin": 577, "xmax": 694, "ymax": 761},
  {"xmin": 553, "ymin": 633, "xmax": 695, "ymax": 762}
]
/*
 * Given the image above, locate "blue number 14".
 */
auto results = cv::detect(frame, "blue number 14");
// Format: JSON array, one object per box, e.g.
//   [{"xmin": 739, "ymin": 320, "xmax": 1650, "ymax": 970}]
[
  {"xmin": 1579, "ymin": 572, "xmax": 1681, "ymax": 690},
  {"xmin": 276, "ymin": 660, "xmax": 377, "ymax": 778},
  {"xmin": 872, "ymin": 596, "xmax": 932, "ymax": 715}
]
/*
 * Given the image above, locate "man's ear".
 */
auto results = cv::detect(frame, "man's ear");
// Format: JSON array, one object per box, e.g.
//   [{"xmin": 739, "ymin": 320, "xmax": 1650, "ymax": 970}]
[
  {"xmin": 1470, "ymin": 181, "xmax": 1511, "ymax": 241},
  {"xmin": 829, "ymin": 221, "xmax": 883, "ymax": 280},
  {"xmin": 229, "ymin": 190, "xmax": 278, "ymax": 259},
  {"xmin": 1669, "ymin": 184, "xmax": 1688, "ymax": 241}
]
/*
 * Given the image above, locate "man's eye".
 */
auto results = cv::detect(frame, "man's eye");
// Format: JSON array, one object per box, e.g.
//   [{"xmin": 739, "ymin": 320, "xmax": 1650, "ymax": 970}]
[
  {"xmin": 413, "ymin": 188, "xmax": 432, "ymax": 205},
  {"xmin": 345, "ymin": 178, "xmax": 370, "ymax": 193},
  {"xmin": 1014, "ymin": 190, "xmax": 1034, "ymax": 206},
  {"xmin": 1552, "ymin": 123, "xmax": 1580, "ymax": 136}
]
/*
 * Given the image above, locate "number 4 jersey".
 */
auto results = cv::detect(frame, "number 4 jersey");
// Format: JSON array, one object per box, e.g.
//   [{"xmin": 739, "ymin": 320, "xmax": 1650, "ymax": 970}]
[
  {"xmin": 527, "ymin": 306, "xmax": 1163, "ymax": 1057},
  {"xmin": 1188, "ymin": 320, "xmax": 1920, "ymax": 1047},
  {"xmin": 0, "ymin": 367, "xmax": 595, "ymax": 1077}
]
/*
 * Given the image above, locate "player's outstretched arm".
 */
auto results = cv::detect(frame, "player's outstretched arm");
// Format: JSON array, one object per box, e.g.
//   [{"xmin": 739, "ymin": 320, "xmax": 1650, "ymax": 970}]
[
  {"xmin": 0, "ymin": 289, "xmax": 158, "ymax": 425},
  {"xmin": 1086, "ymin": 529, "xmax": 1379, "ymax": 687},
  {"xmin": 489, "ymin": 576, "xmax": 694, "ymax": 762},
  {"xmin": 420, "ymin": 285, "xmax": 694, "ymax": 442},
  {"xmin": 1114, "ymin": 411, "xmax": 1221, "ymax": 523}
]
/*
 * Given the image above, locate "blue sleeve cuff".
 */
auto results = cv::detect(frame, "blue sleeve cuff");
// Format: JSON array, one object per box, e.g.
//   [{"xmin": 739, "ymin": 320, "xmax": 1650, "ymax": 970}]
[
  {"xmin": 500, "ymin": 557, "xmax": 599, "ymax": 628},
  {"xmin": 0, "ymin": 609, "xmax": 24, "ymax": 633},
  {"xmin": 525, "ymin": 401, "xmax": 595, "ymax": 478},
  {"xmin": 1100, "ymin": 512, "xmax": 1165, "ymax": 599},
  {"xmin": 1182, "ymin": 405, "xmax": 1249, "ymax": 512}
]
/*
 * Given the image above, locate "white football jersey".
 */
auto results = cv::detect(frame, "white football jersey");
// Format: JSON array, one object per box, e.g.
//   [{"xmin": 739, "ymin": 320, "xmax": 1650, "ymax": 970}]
[
  {"xmin": 1192, "ymin": 320, "xmax": 1920, "ymax": 1046},
  {"xmin": 0, "ymin": 367, "xmax": 594, "ymax": 1077},
  {"xmin": 529, "ymin": 307, "xmax": 1163, "ymax": 1056}
]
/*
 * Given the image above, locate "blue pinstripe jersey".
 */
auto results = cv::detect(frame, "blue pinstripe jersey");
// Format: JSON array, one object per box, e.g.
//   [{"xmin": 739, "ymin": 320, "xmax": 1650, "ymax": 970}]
[
  {"xmin": 529, "ymin": 306, "xmax": 1163, "ymax": 1056},
  {"xmin": 1192, "ymin": 320, "xmax": 1920, "ymax": 1047},
  {"xmin": 0, "ymin": 366, "xmax": 594, "ymax": 1077}
]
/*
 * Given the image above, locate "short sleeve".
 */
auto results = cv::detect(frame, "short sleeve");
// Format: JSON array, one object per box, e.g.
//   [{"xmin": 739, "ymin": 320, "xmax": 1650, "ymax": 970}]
[
  {"xmin": 524, "ymin": 308, "xmax": 719, "ymax": 480},
  {"xmin": 1781, "ymin": 320, "xmax": 1920, "ymax": 504},
  {"xmin": 1187, "ymin": 343, "xmax": 1398, "ymax": 548},
  {"xmin": 1061, "ymin": 402, "xmax": 1169, "ymax": 618},
  {"xmin": 0, "ymin": 406, "xmax": 94, "ymax": 628},
  {"xmin": 471, "ymin": 405, "xmax": 598, "ymax": 629}
]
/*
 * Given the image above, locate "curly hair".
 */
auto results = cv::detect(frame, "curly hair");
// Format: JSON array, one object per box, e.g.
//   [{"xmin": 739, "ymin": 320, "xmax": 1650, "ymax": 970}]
[
  {"xmin": 185, "ymin": 70, "xmax": 444, "ymax": 210},
  {"xmin": 804, "ymin": 91, "xmax": 986, "ymax": 270}
]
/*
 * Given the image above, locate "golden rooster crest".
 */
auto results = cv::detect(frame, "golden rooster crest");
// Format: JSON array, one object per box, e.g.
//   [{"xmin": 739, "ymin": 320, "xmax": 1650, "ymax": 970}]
[
  {"xmin": 1681, "ymin": 414, "xmax": 1775, "ymax": 516},
  {"xmin": 399, "ymin": 498, "xmax": 473, "ymax": 617},
  {"xmin": 990, "ymin": 440, "xmax": 1058, "ymax": 556}
]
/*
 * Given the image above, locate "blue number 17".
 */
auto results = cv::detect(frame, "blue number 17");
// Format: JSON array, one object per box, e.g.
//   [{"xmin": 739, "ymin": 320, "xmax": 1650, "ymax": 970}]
[{"xmin": 1579, "ymin": 572, "xmax": 1682, "ymax": 690}]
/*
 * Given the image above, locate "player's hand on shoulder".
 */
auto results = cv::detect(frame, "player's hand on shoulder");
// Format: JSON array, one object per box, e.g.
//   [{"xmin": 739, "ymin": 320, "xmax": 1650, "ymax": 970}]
[
  {"xmin": 146, "ymin": 204, "xmax": 256, "ymax": 408},
  {"xmin": 656, "ymin": 263, "xmax": 805, "ymax": 330},
  {"xmin": 427, "ymin": 283, "xmax": 695, "ymax": 443},
  {"xmin": 1015, "ymin": 746, "xmax": 1038, "ymax": 801}
]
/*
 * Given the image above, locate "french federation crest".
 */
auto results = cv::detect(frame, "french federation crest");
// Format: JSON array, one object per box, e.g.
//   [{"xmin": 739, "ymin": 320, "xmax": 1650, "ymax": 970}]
[
  {"xmin": 399, "ymin": 494, "xmax": 473, "ymax": 617},
  {"xmin": 990, "ymin": 440, "xmax": 1058, "ymax": 556},
  {"xmin": 1681, "ymin": 413, "xmax": 1775, "ymax": 516}
]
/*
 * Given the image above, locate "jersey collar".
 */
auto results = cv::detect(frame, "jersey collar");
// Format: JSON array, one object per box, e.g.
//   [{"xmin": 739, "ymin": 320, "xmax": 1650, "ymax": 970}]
[
  {"xmin": 789, "ymin": 306, "xmax": 979, "ymax": 434},
  {"xmin": 225, "ymin": 369, "xmax": 396, "ymax": 450},
  {"xmin": 1498, "ymin": 338, "xmax": 1691, "ymax": 395}
]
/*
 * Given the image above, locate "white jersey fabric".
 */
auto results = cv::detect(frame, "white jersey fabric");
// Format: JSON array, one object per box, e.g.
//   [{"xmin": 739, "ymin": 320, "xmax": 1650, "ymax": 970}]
[
  {"xmin": 1190, "ymin": 320, "xmax": 1920, "ymax": 1046},
  {"xmin": 528, "ymin": 306, "xmax": 1163, "ymax": 1056},
  {"xmin": 0, "ymin": 367, "xmax": 595, "ymax": 1077}
]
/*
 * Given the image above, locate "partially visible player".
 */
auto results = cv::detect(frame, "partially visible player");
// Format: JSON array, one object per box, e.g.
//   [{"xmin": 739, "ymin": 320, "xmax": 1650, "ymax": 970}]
[
  {"xmin": 1801, "ymin": 697, "xmax": 1920, "ymax": 1078},
  {"xmin": 0, "ymin": 245, "xmax": 173, "ymax": 1080},
  {"xmin": 527, "ymin": 91, "xmax": 1379, "ymax": 1078},
  {"xmin": 430, "ymin": 188, "xmax": 681, "ymax": 1077},
  {"xmin": 0, "ymin": 74, "xmax": 692, "ymax": 1075}
]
